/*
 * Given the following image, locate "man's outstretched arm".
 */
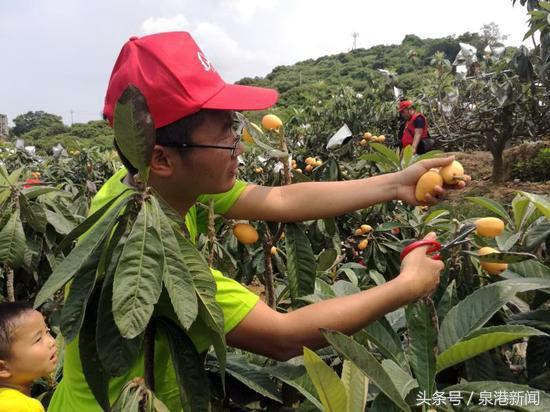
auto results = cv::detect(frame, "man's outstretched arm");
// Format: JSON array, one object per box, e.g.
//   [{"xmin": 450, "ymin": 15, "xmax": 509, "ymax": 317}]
[
  {"xmin": 226, "ymin": 234, "xmax": 443, "ymax": 361},
  {"xmin": 225, "ymin": 156, "xmax": 468, "ymax": 222}
]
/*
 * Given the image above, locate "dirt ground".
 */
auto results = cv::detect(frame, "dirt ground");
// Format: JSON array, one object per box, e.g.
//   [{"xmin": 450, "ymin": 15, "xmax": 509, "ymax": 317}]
[{"xmin": 446, "ymin": 150, "xmax": 550, "ymax": 204}]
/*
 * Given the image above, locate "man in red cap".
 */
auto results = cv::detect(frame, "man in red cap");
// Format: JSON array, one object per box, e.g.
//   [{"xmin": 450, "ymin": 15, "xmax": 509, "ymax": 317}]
[
  {"xmin": 398, "ymin": 100, "xmax": 433, "ymax": 154},
  {"xmin": 49, "ymin": 32, "xmax": 468, "ymax": 411}
]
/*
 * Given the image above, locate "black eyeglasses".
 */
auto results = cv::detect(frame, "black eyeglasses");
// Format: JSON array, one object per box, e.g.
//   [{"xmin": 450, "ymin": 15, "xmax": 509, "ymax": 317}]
[
  {"xmin": 161, "ymin": 117, "xmax": 244, "ymax": 158},
  {"xmin": 162, "ymin": 135, "xmax": 242, "ymax": 158}
]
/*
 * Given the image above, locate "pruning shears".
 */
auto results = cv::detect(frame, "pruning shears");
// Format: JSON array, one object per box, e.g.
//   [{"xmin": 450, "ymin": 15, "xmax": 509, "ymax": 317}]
[{"xmin": 400, "ymin": 224, "xmax": 477, "ymax": 261}]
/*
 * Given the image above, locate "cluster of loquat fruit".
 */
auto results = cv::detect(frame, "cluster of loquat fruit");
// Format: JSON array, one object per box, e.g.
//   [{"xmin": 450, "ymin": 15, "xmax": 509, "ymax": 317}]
[
  {"xmin": 415, "ymin": 160, "xmax": 465, "ymax": 202},
  {"xmin": 473, "ymin": 217, "xmax": 508, "ymax": 275},
  {"xmin": 289, "ymin": 157, "xmax": 323, "ymax": 173},
  {"xmin": 303, "ymin": 157, "xmax": 322, "ymax": 172},
  {"xmin": 359, "ymin": 132, "xmax": 386, "ymax": 146},
  {"xmin": 352, "ymin": 223, "xmax": 373, "ymax": 251}
]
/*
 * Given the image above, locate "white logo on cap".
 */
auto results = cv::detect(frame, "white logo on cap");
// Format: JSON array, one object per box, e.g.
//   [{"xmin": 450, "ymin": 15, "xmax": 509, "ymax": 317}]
[{"xmin": 197, "ymin": 51, "xmax": 215, "ymax": 72}]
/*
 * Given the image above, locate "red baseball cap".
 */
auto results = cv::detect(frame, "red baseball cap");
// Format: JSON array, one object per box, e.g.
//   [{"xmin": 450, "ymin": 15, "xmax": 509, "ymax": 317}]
[
  {"xmin": 103, "ymin": 32, "xmax": 278, "ymax": 128},
  {"xmin": 398, "ymin": 100, "xmax": 413, "ymax": 112}
]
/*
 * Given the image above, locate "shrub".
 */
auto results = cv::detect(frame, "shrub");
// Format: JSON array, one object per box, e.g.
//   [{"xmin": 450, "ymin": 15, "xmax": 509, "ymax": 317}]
[{"xmin": 508, "ymin": 143, "xmax": 550, "ymax": 182}]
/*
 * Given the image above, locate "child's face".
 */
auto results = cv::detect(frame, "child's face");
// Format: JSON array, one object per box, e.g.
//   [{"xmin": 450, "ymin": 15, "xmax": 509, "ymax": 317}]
[{"xmin": 2, "ymin": 310, "xmax": 57, "ymax": 384}]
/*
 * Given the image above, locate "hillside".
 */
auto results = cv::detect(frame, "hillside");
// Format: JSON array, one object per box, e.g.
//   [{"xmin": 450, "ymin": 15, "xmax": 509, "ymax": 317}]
[{"xmin": 237, "ymin": 31, "xmax": 514, "ymax": 108}]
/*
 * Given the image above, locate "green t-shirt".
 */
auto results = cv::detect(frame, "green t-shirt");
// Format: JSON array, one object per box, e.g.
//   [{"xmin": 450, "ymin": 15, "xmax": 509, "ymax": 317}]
[{"xmin": 48, "ymin": 169, "xmax": 258, "ymax": 412}]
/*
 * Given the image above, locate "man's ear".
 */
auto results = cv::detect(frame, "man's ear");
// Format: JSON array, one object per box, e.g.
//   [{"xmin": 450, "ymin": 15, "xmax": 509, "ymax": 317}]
[
  {"xmin": 0, "ymin": 360, "xmax": 12, "ymax": 379},
  {"xmin": 149, "ymin": 145, "xmax": 175, "ymax": 177}
]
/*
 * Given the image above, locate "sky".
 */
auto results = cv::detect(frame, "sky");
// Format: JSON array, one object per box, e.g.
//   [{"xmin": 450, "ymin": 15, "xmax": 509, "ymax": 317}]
[{"xmin": 0, "ymin": 0, "xmax": 534, "ymax": 126}]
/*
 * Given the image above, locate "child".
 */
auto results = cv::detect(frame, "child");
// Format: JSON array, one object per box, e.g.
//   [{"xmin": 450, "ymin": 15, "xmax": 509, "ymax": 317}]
[{"xmin": 0, "ymin": 302, "xmax": 57, "ymax": 412}]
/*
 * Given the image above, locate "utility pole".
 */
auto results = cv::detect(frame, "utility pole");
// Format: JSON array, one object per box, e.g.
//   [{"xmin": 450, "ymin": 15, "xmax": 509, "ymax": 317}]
[
  {"xmin": 352, "ymin": 32, "xmax": 359, "ymax": 50},
  {"xmin": 70, "ymin": 109, "xmax": 74, "ymax": 126}
]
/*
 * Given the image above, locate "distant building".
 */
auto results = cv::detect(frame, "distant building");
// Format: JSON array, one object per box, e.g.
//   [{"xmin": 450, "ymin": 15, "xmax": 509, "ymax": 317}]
[{"xmin": 0, "ymin": 114, "xmax": 8, "ymax": 139}]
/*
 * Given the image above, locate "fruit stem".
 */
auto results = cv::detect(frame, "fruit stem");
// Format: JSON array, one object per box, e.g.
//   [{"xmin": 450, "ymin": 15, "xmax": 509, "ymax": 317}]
[
  {"xmin": 207, "ymin": 199, "xmax": 216, "ymax": 267},
  {"xmin": 262, "ymin": 225, "xmax": 276, "ymax": 309}
]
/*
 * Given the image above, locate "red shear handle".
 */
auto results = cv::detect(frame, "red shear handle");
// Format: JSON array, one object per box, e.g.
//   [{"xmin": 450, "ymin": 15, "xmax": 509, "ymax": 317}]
[{"xmin": 400, "ymin": 240, "xmax": 442, "ymax": 261}]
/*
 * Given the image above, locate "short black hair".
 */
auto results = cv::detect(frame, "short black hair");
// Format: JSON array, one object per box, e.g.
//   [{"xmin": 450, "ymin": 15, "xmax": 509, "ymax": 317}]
[
  {"xmin": 0, "ymin": 301, "xmax": 33, "ymax": 359},
  {"xmin": 112, "ymin": 109, "xmax": 211, "ymax": 176}
]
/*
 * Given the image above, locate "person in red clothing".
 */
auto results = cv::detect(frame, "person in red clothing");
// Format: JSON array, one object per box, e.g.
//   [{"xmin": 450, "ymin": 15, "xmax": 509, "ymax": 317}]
[{"xmin": 398, "ymin": 100, "xmax": 433, "ymax": 154}]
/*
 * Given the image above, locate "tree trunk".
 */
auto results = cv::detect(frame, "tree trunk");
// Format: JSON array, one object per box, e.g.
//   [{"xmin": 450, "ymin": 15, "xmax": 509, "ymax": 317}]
[
  {"xmin": 491, "ymin": 144, "xmax": 505, "ymax": 184},
  {"xmin": 5, "ymin": 266, "xmax": 15, "ymax": 302},
  {"xmin": 491, "ymin": 107, "xmax": 513, "ymax": 184}
]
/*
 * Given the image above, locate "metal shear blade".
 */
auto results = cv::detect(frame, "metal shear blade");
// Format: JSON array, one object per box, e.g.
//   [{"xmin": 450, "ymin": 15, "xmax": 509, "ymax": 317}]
[{"xmin": 440, "ymin": 224, "xmax": 477, "ymax": 250}]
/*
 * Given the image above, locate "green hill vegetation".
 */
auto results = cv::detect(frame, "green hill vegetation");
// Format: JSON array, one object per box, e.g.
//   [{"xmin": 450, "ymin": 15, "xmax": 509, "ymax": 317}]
[{"xmin": 237, "ymin": 30, "xmax": 514, "ymax": 108}]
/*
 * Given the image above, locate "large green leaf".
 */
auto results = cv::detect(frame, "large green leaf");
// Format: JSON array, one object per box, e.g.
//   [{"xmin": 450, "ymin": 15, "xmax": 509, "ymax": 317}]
[
  {"xmin": 400, "ymin": 144, "xmax": 414, "ymax": 168},
  {"xmin": 0, "ymin": 210, "xmax": 26, "ymax": 268},
  {"xmin": 113, "ymin": 201, "xmax": 164, "ymax": 339},
  {"xmin": 19, "ymin": 193, "xmax": 47, "ymax": 233},
  {"xmin": 524, "ymin": 219, "xmax": 550, "ymax": 251},
  {"xmin": 173, "ymin": 230, "xmax": 224, "ymax": 334},
  {"xmin": 422, "ymin": 209, "xmax": 450, "ymax": 224},
  {"xmin": 156, "ymin": 317, "xmax": 211, "ymax": 412},
  {"xmin": 369, "ymin": 142, "xmax": 400, "ymax": 167},
  {"xmin": 360, "ymin": 317, "xmax": 408, "ymax": 370},
  {"xmin": 21, "ymin": 235, "xmax": 43, "ymax": 275},
  {"xmin": 412, "ymin": 150, "xmax": 445, "ymax": 163},
  {"xmin": 303, "ymin": 347, "xmax": 348, "ymax": 412},
  {"xmin": 444, "ymin": 380, "xmax": 550, "ymax": 411},
  {"xmin": 155, "ymin": 201, "xmax": 197, "ymax": 330},
  {"xmin": 342, "ymin": 360, "xmax": 368, "ymax": 412},
  {"xmin": 0, "ymin": 189, "xmax": 10, "ymax": 209},
  {"xmin": 173, "ymin": 228, "xmax": 226, "ymax": 382},
  {"xmin": 21, "ymin": 186, "xmax": 59, "ymax": 200},
  {"xmin": 224, "ymin": 353, "xmax": 281, "ymax": 402},
  {"xmin": 405, "ymin": 300, "xmax": 437, "ymax": 396},
  {"xmin": 380, "ymin": 359, "xmax": 418, "ymax": 400},
  {"xmin": 0, "ymin": 163, "xmax": 10, "ymax": 183},
  {"xmin": 360, "ymin": 152, "xmax": 394, "ymax": 166},
  {"xmin": 65, "ymin": 208, "xmax": 135, "ymax": 347},
  {"xmin": 438, "ymin": 278, "xmax": 550, "ymax": 352},
  {"xmin": 509, "ymin": 309, "xmax": 550, "ymax": 331},
  {"xmin": 520, "ymin": 192, "xmax": 550, "ymax": 219},
  {"xmin": 285, "ymin": 223, "xmax": 316, "ymax": 305},
  {"xmin": 466, "ymin": 196, "xmax": 511, "ymax": 223},
  {"xmin": 44, "ymin": 209, "xmax": 76, "ymax": 235},
  {"xmin": 512, "ymin": 194, "xmax": 533, "ymax": 230},
  {"xmin": 436, "ymin": 279, "xmax": 456, "ymax": 323},
  {"xmin": 7, "ymin": 167, "xmax": 24, "ymax": 185},
  {"xmin": 34, "ymin": 196, "xmax": 131, "ymax": 308},
  {"xmin": 266, "ymin": 363, "xmax": 323, "ymax": 410},
  {"xmin": 54, "ymin": 190, "xmax": 132, "ymax": 254},
  {"xmin": 437, "ymin": 325, "xmax": 547, "ymax": 373},
  {"xmin": 59, "ymin": 259, "xmax": 99, "ymax": 343},
  {"xmin": 96, "ymin": 212, "xmax": 143, "ymax": 376},
  {"xmin": 507, "ymin": 260, "xmax": 550, "ymax": 279},
  {"xmin": 497, "ymin": 231, "xmax": 523, "ymax": 251},
  {"xmin": 322, "ymin": 330, "xmax": 411, "ymax": 412},
  {"xmin": 316, "ymin": 248, "xmax": 338, "ymax": 272},
  {"xmin": 369, "ymin": 393, "xmax": 403, "ymax": 412},
  {"xmin": 113, "ymin": 85, "xmax": 156, "ymax": 182},
  {"xmin": 466, "ymin": 250, "xmax": 536, "ymax": 263},
  {"xmin": 79, "ymin": 290, "xmax": 110, "ymax": 411}
]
